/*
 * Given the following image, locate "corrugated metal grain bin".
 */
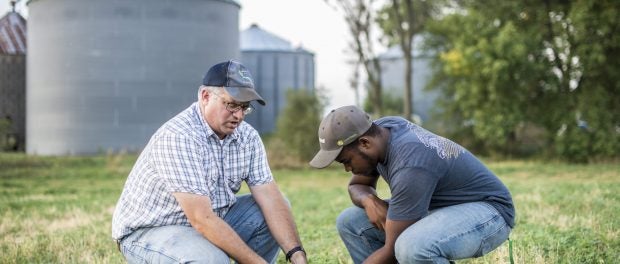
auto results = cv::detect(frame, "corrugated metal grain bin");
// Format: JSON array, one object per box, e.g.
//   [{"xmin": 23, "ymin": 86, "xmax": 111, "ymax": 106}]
[
  {"xmin": 241, "ymin": 24, "xmax": 315, "ymax": 134},
  {"xmin": 0, "ymin": 10, "xmax": 27, "ymax": 151},
  {"xmin": 26, "ymin": 0, "xmax": 240, "ymax": 155}
]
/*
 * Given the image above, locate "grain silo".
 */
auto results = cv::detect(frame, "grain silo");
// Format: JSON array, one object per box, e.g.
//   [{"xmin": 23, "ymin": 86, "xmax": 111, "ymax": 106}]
[
  {"xmin": 26, "ymin": 0, "xmax": 240, "ymax": 155},
  {"xmin": 240, "ymin": 24, "xmax": 315, "ymax": 134},
  {"xmin": 0, "ymin": 9, "xmax": 27, "ymax": 151}
]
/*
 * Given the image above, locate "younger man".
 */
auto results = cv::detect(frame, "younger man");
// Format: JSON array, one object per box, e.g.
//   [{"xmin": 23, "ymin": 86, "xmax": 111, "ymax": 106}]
[{"xmin": 310, "ymin": 105, "xmax": 514, "ymax": 264}]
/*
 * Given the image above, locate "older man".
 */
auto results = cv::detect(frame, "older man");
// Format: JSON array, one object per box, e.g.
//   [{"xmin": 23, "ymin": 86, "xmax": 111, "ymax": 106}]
[{"xmin": 112, "ymin": 60, "xmax": 307, "ymax": 264}]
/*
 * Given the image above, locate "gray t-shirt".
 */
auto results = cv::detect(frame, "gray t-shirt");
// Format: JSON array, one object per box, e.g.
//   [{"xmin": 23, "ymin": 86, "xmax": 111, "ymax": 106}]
[{"xmin": 375, "ymin": 117, "xmax": 515, "ymax": 228}]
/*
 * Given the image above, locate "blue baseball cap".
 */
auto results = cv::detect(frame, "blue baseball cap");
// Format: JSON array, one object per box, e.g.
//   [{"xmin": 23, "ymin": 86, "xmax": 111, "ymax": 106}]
[{"xmin": 203, "ymin": 60, "xmax": 266, "ymax": 105}]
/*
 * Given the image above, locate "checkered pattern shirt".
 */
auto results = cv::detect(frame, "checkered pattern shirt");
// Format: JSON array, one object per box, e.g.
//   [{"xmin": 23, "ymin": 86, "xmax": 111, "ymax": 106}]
[{"xmin": 112, "ymin": 102, "xmax": 273, "ymax": 240}]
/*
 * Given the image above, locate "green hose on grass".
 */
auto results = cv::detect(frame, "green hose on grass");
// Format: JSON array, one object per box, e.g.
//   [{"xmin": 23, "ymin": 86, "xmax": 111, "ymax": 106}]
[{"xmin": 509, "ymin": 238, "xmax": 514, "ymax": 264}]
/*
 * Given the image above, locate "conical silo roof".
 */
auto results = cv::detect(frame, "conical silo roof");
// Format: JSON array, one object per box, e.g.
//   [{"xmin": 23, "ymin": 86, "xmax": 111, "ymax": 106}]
[
  {"xmin": 0, "ymin": 11, "xmax": 27, "ymax": 55},
  {"xmin": 241, "ymin": 24, "xmax": 293, "ymax": 51}
]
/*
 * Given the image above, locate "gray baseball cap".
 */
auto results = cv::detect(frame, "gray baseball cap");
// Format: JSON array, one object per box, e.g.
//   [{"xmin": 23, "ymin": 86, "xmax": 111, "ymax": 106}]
[{"xmin": 309, "ymin": 105, "xmax": 372, "ymax": 168}]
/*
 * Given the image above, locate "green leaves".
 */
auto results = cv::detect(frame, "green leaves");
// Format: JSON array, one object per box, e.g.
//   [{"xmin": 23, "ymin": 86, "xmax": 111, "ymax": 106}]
[
  {"xmin": 426, "ymin": 0, "xmax": 620, "ymax": 161},
  {"xmin": 274, "ymin": 88, "xmax": 325, "ymax": 162}
]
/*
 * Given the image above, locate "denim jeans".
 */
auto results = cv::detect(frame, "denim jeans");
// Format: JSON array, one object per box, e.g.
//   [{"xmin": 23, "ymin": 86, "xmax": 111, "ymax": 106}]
[
  {"xmin": 336, "ymin": 201, "xmax": 511, "ymax": 264},
  {"xmin": 119, "ymin": 194, "xmax": 279, "ymax": 264}
]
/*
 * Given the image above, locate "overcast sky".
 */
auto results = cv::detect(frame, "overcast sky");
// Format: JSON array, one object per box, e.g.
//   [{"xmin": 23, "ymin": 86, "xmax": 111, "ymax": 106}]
[
  {"xmin": 1, "ymin": 0, "xmax": 372, "ymax": 112},
  {"xmin": 238, "ymin": 0, "xmax": 365, "ymax": 111}
]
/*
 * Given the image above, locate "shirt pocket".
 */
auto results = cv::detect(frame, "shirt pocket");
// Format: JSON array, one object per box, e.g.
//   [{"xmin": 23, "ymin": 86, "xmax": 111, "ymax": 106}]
[
  {"xmin": 204, "ymin": 156, "xmax": 218, "ymax": 195},
  {"xmin": 225, "ymin": 151, "xmax": 250, "ymax": 191}
]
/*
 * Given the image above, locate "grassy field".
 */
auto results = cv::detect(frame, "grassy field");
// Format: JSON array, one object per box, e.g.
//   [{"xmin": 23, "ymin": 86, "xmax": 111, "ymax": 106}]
[{"xmin": 0, "ymin": 152, "xmax": 618, "ymax": 263}]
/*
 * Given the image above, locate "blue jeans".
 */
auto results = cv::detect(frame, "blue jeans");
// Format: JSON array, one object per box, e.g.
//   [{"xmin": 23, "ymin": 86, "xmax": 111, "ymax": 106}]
[
  {"xmin": 336, "ymin": 202, "xmax": 511, "ymax": 264},
  {"xmin": 119, "ymin": 194, "xmax": 279, "ymax": 264}
]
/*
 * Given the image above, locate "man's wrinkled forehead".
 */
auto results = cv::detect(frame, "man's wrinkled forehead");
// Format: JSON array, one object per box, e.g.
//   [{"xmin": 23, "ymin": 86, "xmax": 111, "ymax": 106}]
[{"xmin": 215, "ymin": 89, "xmax": 244, "ymax": 103}]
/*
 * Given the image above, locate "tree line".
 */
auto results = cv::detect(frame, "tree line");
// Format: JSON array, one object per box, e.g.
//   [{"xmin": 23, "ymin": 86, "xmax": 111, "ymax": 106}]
[{"xmin": 316, "ymin": 0, "xmax": 619, "ymax": 162}]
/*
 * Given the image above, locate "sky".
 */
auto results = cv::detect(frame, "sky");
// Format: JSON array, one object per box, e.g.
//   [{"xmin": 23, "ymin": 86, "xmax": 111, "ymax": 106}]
[
  {"xmin": 1, "ymin": 0, "xmax": 368, "ymax": 112},
  {"xmin": 238, "ymin": 0, "xmax": 362, "ymax": 111}
]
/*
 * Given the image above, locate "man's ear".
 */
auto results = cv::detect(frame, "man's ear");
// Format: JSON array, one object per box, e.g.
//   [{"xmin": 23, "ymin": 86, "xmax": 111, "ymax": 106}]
[
  {"xmin": 202, "ymin": 89, "xmax": 213, "ymax": 103},
  {"xmin": 357, "ymin": 136, "xmax": 372, "ymax": 150}
]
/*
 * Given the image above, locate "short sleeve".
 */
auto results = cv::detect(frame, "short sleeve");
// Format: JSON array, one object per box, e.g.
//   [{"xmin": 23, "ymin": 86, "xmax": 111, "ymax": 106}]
[
  {"xmin": 150, "ymin": 132, "xmax": 211, "ymax": 196},
  {"xmin": 387, "ymin": 167, "xmax": 439, "ymax": 221},
  {"xmin": 245, "ymin": 134, "xmax": 274, "ymax": 186}
]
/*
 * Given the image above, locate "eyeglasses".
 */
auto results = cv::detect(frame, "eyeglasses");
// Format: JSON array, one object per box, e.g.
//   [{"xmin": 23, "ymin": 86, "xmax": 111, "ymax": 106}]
[{"xmin": 212, "ymin": 92, "xmax": 254, "ymax": 115}]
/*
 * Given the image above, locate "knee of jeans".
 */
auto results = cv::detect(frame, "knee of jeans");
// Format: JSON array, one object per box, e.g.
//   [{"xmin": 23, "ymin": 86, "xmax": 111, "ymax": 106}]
[
  {"xmin": 395, "ymin": 234, "xmax": 437, "ymax": 262},
  {"xmin": 336, "ymin": 207, "xmax": 360, "ymax": 233}
]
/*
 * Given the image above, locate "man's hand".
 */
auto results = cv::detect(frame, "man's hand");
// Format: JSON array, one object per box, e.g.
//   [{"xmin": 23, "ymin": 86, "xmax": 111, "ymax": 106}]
[
  {"xmin": 363, "ymin": 246, "xmax": 397, "ymax": 264},
  {"xmin": 173, "ymin": 192, "xmax": 267, "ymax": 263},
  {"xmin": 362, "ymin": 194, "xmax": 389, "ymax": 230},
  {"xmin": 348, "ymin": 174, "xmax": 386, "ymax": 229},
  {"xmin": 289, "ymin": 250, "xmax": 307, "ymax": 264},
  {"xmin": 364, "ymin": 218, "xmax": 416, "ymax": 264}
]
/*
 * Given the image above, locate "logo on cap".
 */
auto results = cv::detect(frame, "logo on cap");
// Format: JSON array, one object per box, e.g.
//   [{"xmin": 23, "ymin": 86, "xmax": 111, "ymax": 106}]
[{"xmin": 238, "ymin": 69, "xmax": 253, "ymax": 85}]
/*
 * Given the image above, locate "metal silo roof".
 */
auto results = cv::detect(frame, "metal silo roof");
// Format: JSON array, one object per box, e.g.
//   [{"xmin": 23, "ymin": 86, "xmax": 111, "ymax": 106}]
[
  {"xmin": 0, "ymin": 11, "xmax": 27, "ymax": 55},
  {"xmin": 295, "ymin": 45, "xmax": 314, "ymax": 55},
  {"xmin": 241, "ymin": 24, "xmax": 293, "ymax": 51}
]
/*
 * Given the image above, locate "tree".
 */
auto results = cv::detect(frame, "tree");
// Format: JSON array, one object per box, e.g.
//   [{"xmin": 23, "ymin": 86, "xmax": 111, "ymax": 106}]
[
  {"xmin": 348, "ymin": 59, "xmax": 362, "ymax": 106},
  {"xmin": 556, "ymin": 0, "xmax": 620, "ymax": 161},
  {"xmin": 327, "ymin": 0, "xmax": 385, "ymax": 115},
  {"xmin": 377, "ymin": 0, "xmax": 442, "ymax": 120},
  {"xmin": 274, "ymin": 89, "xmax": 326, "ymax": 161},
  {"xmin": 426, "ymin": 0, "xmax": 620, "ymax": 161},
  {"xmin": 0, "ymin": 117, "xmax": 12, "ymax": 151},
  {"xmin": 363, "ymin": 92, "xmax": 404, "ymax": 118}
]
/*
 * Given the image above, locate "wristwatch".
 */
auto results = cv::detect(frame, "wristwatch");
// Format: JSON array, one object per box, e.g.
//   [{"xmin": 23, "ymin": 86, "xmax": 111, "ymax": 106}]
[{"xmin": 285, "ymin": 246, "xmax": 306, "ymax": 262}]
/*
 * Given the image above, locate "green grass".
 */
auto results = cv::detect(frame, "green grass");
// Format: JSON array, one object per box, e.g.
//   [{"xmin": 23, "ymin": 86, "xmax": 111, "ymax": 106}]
[{"xmin": 0, "ymin": 153, "xmax": 618, "ymax": 263}]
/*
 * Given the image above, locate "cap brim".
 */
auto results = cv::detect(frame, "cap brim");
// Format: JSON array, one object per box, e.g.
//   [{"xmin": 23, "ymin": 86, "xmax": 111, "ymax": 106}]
[
  {"xmin": 224, "ymin": 87, "xmax": 266, "ymax": 105},
  {"xmin": 309, "ymin": 147, "xmax": 342, "ymax": 169}
]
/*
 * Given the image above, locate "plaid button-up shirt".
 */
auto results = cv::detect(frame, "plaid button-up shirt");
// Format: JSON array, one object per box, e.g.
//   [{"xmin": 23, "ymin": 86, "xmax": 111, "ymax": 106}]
[{"xmin": 112, "ymin": 102, "xmax": 273, "ymax": 240}]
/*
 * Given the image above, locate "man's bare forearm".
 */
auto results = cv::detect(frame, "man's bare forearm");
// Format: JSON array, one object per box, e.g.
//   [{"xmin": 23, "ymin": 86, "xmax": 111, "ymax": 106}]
[
  {"xmin": 251, "ymin": 183, "xmax": 307, "ymax": 263},
  {"xmin": 349, "ymin": 184, "xmax": 379, "ymax": 208},
  {"xmin": 197, "ymin": 216, "xmax": 267, "ymax": 263},
  {"xmin": 173, "ymin": 192, "xmax": 266, "ymax": 263},
  {"xmin": 264, "ymin": 196, "xmax": 306, "ymax": 262}
]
